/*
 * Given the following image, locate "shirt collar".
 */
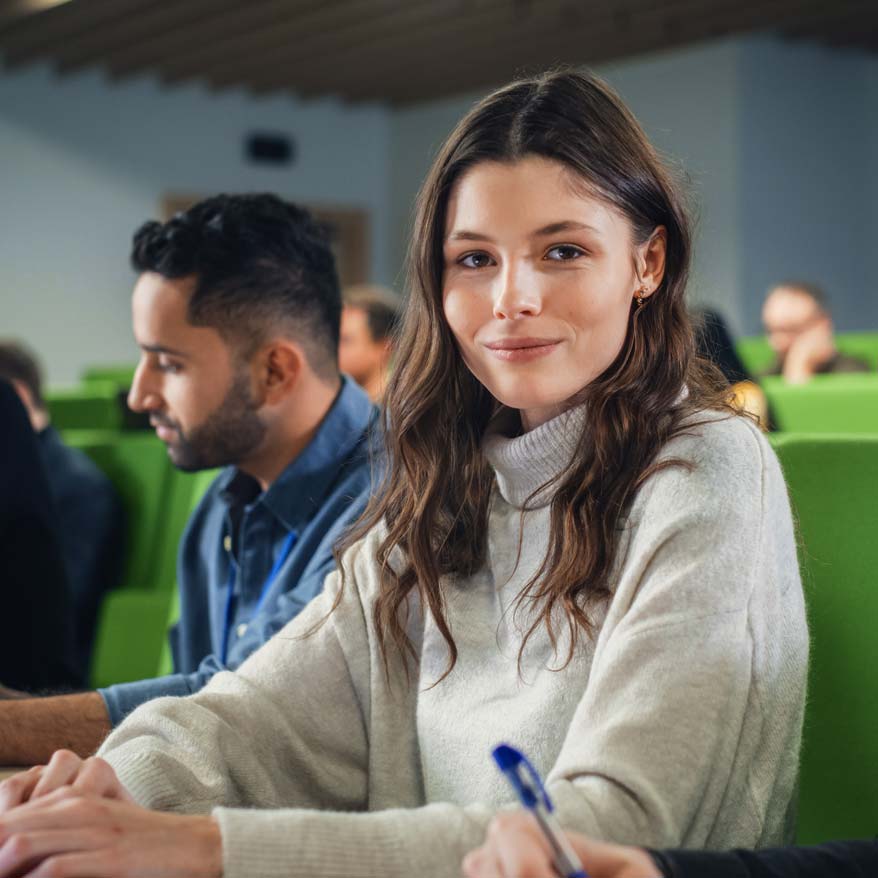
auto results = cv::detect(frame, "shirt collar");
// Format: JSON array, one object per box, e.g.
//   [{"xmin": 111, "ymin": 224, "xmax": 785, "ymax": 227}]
[{"xmin": 219, "ymin": 377, "xmax": 375, "ymax": 532}]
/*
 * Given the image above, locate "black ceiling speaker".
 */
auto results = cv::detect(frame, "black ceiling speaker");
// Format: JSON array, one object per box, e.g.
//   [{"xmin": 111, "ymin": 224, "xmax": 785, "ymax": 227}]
[{"xmin": 245, "ymin": 132, "xmax": 296, "ymax": 165}]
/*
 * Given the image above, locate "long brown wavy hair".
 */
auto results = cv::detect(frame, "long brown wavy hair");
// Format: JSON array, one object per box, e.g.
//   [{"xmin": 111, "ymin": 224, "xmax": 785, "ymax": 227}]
[{"xmin": 338, "ymin": 69, "xmax": 730, "ymax": 680}]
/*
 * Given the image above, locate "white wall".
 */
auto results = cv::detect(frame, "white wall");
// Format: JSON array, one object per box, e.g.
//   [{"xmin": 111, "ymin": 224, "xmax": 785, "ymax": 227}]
[{"xmin": 0, "ymin": 63, "xmax": 391, "ymax": 385}]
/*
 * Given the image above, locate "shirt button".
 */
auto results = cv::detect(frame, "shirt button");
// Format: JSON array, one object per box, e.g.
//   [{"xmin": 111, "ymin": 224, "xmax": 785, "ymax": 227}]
[
  {"xmin": 236, "ymin": 623, "xmax": 248, "ymax": 638},
  {"xmin": 223, "ymin": 535, "xmax": 232, "ymax": 553}
]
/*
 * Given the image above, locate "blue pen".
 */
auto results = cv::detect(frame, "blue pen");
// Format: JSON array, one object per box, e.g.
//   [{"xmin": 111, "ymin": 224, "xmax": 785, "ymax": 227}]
[{"xmin": 492, "ymin": 744, "xmax": 588, "ymax": 878}]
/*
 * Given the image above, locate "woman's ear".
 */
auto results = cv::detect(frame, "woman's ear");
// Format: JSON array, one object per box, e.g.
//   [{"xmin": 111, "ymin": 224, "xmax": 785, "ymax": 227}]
[{"xmin": 636, "ymin": 226, "xmax": 667, "ymax": 300}]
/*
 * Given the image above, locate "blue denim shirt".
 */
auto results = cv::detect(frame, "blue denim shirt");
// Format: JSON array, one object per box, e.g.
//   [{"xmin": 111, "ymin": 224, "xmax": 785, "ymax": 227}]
[{"xmin": 100, "ymin": 378, "xmax": 377, "ymax": 725}]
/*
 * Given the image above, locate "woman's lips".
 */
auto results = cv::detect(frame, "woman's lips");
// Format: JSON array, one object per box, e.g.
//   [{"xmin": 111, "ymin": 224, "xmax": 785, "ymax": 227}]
[{"xmin": 482, "ymin": 337, "xmax": 561, "ymax": 362}]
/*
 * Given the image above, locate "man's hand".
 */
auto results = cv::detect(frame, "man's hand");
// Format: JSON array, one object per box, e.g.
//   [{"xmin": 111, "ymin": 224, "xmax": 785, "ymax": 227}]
[
  {"xmin": 0, "ymin": 692, "xmax": 111, "ymax": 766},
  {"xmin": 0, "ymin": 788, "xmax": 223, "ymax": 878},
  {"xmin": 0, "ymin": 751, "xmax": 132, "ymax": 813},
  {"xmin": 462, "ymin": 813, "xmax": 662, "ymax": 878},
  {"xmin": 783, "ymin": 318, "xmax": 836, "ymax": 384}
]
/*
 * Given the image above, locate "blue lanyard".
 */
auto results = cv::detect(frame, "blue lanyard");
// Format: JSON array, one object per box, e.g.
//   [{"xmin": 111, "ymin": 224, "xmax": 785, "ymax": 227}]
[{"xmin": 220, "ymin": 529, "xmax": 298, "ymax": 665}]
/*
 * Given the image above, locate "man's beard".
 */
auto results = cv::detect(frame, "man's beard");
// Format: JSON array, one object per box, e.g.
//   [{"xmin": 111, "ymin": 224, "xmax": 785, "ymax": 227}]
[{"xmin": 163, "ymin": 370, "xmax": 267, "ymax": 472}]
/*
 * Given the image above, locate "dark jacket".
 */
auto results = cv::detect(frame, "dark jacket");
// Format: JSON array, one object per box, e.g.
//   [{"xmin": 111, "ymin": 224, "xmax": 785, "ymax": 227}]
[
  {"xmin": 0, "ymin": 381, "xmax": 81, "ymax": 689},
  {"xmin": 651, "ymin": 839, "xmax": 878, "ymax": 877},
  {"xmin": 38, "ymin": 426, "xmax": 124, "ymax": 680}
]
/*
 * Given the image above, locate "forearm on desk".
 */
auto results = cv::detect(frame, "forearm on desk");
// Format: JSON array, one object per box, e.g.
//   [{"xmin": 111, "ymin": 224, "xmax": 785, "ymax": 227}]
[{"xmin": 0, "ymin": 692, "xmax": 111, "ymax": 764}]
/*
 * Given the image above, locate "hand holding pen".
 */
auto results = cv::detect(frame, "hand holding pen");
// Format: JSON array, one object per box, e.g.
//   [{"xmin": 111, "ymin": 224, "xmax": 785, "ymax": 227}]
[{"xmin": 490, "ymin": 743, "xmax": 589, "ymax": 878}]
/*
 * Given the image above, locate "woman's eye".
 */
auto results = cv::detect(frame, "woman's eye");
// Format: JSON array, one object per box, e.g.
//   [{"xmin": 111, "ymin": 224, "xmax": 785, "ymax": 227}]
[
  {"xmin": 545, "ymin": 245, "xmax": 585, "ymax": 261},
  {"xmin": 458, "ymin": 251, "xmax": 494, "ymax": 269},
  {"xmin": 158, "ymin": 361, "xmax": 182, "ymax": 375}
]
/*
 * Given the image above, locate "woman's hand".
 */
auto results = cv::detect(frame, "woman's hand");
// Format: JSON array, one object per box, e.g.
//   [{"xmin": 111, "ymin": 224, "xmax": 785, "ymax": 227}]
[
  {"xmin": 462, "ymin": 813, "xmax": 663, "ymax": 878},
  {"xmin": 0, "ymin": 788, "xmax": 222, "ymax": 878},
  {"xmin": 0, "ymin": 750, "xmax": 132, "ymax": 814}
]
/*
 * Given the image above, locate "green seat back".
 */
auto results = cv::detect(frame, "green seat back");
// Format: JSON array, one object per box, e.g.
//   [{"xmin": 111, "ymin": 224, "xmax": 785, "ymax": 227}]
[
  {"xmin": 764, "ymin": 374, "xmax": 878, "ymax": 434},
  {"xmin": 90, "ymin": 590, "xmax": 174, "ymax": 688},
  {"xmin": 152, "ymin": 468, "xmax": 214, "ymax": 595},
  {"xmin": 81, "ymin": 364, "xmax": 137, "ymax": 390},
  {"xmin": 735, "ymin": 336, "xmax": 775, "ymax": 375},
  {"xmin": 46, "ymin": 382, "xmax": 122, "ymax": 431},
  {"xmin": 88, "ymin": 462, "xmax": 219, "ymax": 688},
  {"xmin": 769, "ymin": 433, "xmax": 878, "ymax": 843},
  {"xmin": 155, "ymin": 468, "xmax": 221, "ymax": 677},
  {"xmin": 63, "ymin": 430, "xmax": 172, "ymax": 590},
  {"xmin": 834, "ymin": 332, "xmax": 878, "ymax": 371}
]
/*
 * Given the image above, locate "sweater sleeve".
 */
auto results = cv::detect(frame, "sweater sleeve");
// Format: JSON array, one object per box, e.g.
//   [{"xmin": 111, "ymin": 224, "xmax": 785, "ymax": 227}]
[{"xmin": 98, "ymin": 564, "xmax": 370, "ymax": 816}]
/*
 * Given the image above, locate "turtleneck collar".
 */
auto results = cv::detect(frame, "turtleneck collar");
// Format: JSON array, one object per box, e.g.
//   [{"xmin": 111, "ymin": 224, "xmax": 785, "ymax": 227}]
[{"xmin": 482, "ymin": 404, "xmax": 587, "ymax": 510}]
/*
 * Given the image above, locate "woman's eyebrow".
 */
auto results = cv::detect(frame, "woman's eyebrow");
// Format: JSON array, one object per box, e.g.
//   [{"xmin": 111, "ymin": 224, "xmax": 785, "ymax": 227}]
[
  {"xmin": 532, "ymin": 220, "xmax": 601, "ymax": 236},
  {"xmin": 446, "ymin": 230, "xmax": 495, "ymax": 243}
]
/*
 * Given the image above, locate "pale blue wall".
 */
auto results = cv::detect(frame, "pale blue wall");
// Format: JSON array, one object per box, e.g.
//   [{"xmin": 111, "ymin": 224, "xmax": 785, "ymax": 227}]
[{"xmin": 738, "ymin": 37, "xmax": 875, "ymax": 334}]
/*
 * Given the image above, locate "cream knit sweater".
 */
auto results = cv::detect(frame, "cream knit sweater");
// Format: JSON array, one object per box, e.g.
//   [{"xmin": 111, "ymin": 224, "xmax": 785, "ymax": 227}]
[{"xmin": 99, "ymin": 406, "xmax": 808, "ymax": 878}]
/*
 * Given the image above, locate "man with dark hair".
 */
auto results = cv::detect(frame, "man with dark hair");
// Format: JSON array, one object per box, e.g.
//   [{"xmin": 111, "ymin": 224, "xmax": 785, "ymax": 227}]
[
  {"xmin": 0, "ymin": 341, "xmax": 123, "ymax": 683},
  {"xmin": 761, "ymin": 281, "xmax": 870, "ymax": 383},
  {"xmin": 338, "ymin": 284, "xmax": 401, "ymax": 401},
  {"xmin": 0, "ymin": 193, "xmax": 377, "ymax": 764}
]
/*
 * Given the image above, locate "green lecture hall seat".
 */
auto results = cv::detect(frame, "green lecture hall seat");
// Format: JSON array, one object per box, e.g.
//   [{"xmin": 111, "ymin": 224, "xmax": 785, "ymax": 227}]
[
  {"xmin": 45, "ymin": 381, "xmax": 123, "ymax": 431},
  {"xmin": 154, "ymin": 468, "xmax": 221, "ymax": 678},
  {"xmin": 89, "ymin": 464, "xmax": 218, "ymax": 689},
  {"xmin": 80, "ymin": 364, "xmax": 137, "ymax": 390},
  {"xmin": 763, "ymin": 374, "xmax": 878, "ymax": 434},
  {"xmin": 61, "ymin": 430, "xmax": 174, "ymax": 687},
  {"xmin": 59, "ymin": 428, "xmax": 212, "ymax": 688},
  {"xmin": 769, "ymin": 433, "xmax": 878, "ymax": 844}
]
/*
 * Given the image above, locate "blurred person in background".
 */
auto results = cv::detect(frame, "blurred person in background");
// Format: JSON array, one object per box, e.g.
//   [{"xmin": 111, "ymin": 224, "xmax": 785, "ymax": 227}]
[
  {"xmin": 0, "ymin": 193, "xmax": 377, "ymax": 765},
  {"xmin": 762, "ymin": 281, "xmax": 870, "ymax": 384},
  {"xmin": 463, "ymin": 813, "xmax": 878, "ymax": 877},
  {"xmin": 694, "ymin": 308, "xmax": 771, "ymax": 429},
  {"xmin": 0, "ymin": 341, "xmax": 123, "ymax": 682},
  {"xmin": 338, "ymin": 284, "xmax": 401, "ymax": 401},
  {"xmin": 0, "ymin": 380, "xmax": 81, "ymax": 691}
]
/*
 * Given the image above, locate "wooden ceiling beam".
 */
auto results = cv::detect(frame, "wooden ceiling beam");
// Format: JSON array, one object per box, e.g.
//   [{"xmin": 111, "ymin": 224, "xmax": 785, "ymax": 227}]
[
  {"xmin": 102, "ymin": 0, "xmax": 329, "ymax": 79},
  {"xmin": 201, "ymin": 0, "xmax": 704, "ymax": 91},
  {"xmin": 153, "ymin": 0, "xmax": 449, "ymax": 86},
  {"xmin": 0, "ymin": 0, "xmax": 152, "ymax": 66},
  {"xmin": 208, "ymin": 0, "xmax": 669, "ymax": 93},
  {"xmin": 281, "ymin": 0, "xmax": 867, "ymax": 102},
  {"xmin": 780, "ymin": 0, "xmax": 878, "ymax": 40},
  {"xmin": 323, "ymin": 0, "xmax": 864, "ymax": 103},
  {"xmin": 240, "ymin": 0, "xmax": 746, "ymax": 98},
  {"xmin": 53, "ymin": 0, "xmax": 253, "ymax": 74},
  {"xmin": 0, "ymin": 0, "xmax": 61, "ymax": 31}
]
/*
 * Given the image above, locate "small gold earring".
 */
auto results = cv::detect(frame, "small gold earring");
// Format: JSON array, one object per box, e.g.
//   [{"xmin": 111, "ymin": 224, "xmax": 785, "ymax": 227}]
[{"xmin": 636, "ymin": 288, "xmax": 647, "ymax": 308}]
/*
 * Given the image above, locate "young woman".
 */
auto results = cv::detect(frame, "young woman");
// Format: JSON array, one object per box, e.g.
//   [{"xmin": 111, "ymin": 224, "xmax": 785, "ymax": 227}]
[{"xmin": 0, "ymin": 70, "xmax": 807, "ymax": 878}]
